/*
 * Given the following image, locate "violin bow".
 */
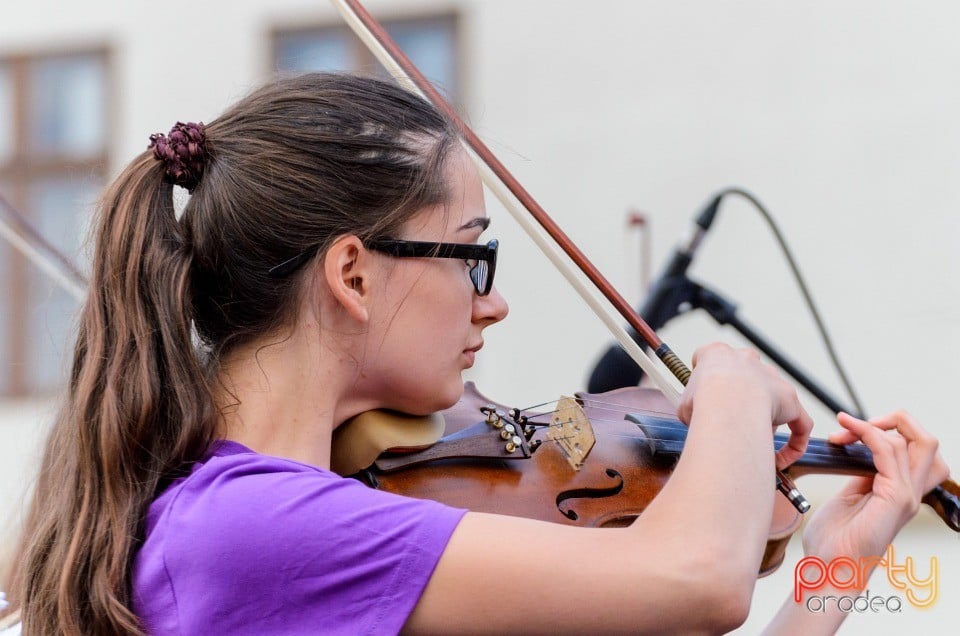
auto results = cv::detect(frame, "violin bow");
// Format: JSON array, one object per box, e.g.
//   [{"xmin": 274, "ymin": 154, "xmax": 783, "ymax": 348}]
[
  {"xmin": 0, "ymin": 194, "xmax": 86, "ymax": 301},
  {"xmin": 328, "ymin": 0, "xmax": 684, "ymax": 404},
  {"xmin": 329, "ymin": 0, "xmax": 812, "ymax": 513}
]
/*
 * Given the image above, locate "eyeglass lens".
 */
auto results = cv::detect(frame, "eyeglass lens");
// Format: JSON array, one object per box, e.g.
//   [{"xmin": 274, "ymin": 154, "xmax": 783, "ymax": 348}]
[{"xmin": 471, "ymin": 260, "xmax": 489, "ymax": 295}]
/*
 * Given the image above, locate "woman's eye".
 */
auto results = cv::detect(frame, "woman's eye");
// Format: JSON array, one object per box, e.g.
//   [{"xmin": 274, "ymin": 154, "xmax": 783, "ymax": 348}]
[{"xmin": 465, "ymin": 258, "xmax": 478, "ymax": 270}]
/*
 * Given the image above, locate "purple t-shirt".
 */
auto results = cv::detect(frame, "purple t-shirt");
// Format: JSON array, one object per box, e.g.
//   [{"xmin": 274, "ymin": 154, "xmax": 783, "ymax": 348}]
[{"xmin": 132, "ymin": 440, "xmax": 466, "ymax": 635}]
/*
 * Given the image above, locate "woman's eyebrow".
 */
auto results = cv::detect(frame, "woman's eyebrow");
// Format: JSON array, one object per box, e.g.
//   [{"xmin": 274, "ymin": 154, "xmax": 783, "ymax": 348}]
[{"xmin": 458, "ymin": 217, "xmax": 491, "ymax": 232}]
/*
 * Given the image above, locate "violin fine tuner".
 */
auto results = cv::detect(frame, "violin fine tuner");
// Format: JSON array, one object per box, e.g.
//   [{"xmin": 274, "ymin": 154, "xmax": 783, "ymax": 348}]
[
  {"xmin": 776, "ymin": 475, "xmax": 811, "ymax": 513},
  {"xmin": 482, "ymin": 405, "xmax": 505, "ymax": 427},
  {"xmin": 482, "ymin": 405, "xmax": 526, "ymax": 453}
]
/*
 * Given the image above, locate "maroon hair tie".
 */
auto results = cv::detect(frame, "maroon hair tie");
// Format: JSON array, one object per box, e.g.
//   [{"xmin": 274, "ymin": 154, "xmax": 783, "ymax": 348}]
[{"xmin": 148, "ymin": 121, "xmax": 207, "ymax": 192}]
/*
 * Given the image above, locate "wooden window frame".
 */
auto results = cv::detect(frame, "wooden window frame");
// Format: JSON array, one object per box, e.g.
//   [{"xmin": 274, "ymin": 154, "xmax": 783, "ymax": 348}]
[
  {"xmin": 0, "ymin": 47, "xmax": 110, "ymax": 396},
  {"xmin": 269, "ymin": 12, "xmax": 463, "ymax": 107}
]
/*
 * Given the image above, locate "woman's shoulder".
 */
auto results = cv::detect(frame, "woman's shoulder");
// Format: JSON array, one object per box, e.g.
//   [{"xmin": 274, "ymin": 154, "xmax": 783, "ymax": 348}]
[
  {"xmin": 182, "ymin": 438, "xmax": 338, "ymax": 486},
  {"xmin": 144, "ymin": 440, "xmax": 357, "ymax": 538},
  {"xmin": 133, "ymin": 440, "xmax": 466, "ymax": 635},
  {"xmin": 140, "ymin": 438, "xmax": 465, "ymax": 562}
]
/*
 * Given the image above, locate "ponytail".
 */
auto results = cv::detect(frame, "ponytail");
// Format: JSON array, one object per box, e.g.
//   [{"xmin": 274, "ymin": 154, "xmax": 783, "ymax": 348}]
[
  {"xmin": 15, "ymin": 152, "xmax": 216, "ymax": 634},
  {"xmin": 8, "ymin": 72, "xmax": 460, "ymax": 634}
]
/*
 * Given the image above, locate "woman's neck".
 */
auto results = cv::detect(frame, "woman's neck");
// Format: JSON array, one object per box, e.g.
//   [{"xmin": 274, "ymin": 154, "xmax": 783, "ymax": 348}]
[{"xmin": 213, "ymin": 327, "xmax": 372, "ymax": 469}]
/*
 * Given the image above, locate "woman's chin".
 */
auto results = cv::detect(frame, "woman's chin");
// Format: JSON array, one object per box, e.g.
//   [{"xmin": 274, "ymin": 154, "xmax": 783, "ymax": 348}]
[{"xmin": 407, "ymin": 381, "xmax": 464, "ymax": 415}]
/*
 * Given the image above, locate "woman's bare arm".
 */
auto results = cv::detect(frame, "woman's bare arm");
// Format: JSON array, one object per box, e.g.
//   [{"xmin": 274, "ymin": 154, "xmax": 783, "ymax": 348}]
[{"xmin": 405, "ymin": 344, "xmax": 813, "ymax": 634}]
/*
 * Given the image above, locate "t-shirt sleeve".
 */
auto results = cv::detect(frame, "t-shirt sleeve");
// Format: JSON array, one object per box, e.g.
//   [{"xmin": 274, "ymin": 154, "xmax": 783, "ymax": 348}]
[{"xmin": 150, "ymin": 456, "xmax": 466, "ymax": 635}]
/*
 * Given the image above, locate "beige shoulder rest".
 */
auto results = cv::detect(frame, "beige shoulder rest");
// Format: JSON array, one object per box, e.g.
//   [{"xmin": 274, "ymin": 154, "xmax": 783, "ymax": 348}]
[{"xmin": 330, "ymin": 410, "xmax": 445, "ymax": 476}]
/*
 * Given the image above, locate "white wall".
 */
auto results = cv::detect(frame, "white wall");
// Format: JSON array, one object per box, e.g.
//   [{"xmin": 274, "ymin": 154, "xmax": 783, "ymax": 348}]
[{"xmin": 2, "ymin": 2, "xmax": 958, "ymax": 633}]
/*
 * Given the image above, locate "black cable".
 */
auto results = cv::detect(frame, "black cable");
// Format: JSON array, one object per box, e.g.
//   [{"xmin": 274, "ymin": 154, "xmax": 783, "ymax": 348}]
[{"xmin": 713, "ymin": 187, "xmax": 867, "ymax": 417}]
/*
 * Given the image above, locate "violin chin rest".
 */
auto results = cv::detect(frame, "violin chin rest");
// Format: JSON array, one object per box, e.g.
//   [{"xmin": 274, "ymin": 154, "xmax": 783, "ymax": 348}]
[{"xmin": 330, "ymin": 410, "xmax": 445, "ymax": 476}]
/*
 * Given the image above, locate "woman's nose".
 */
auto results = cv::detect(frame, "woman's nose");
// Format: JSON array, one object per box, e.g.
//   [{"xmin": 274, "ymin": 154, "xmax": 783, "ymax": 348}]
[{"xmin": 474, "ymin": 285, "xmax": 509, "ymax": 325}]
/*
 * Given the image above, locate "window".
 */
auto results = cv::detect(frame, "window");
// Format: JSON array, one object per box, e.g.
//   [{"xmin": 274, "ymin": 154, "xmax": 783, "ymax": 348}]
[
  {"xmin": 0, "ymin": 50, "xmax": 108, "ymax": 396},
  {"xmin": 273, "ymin": 14, "xmax": 460, "ymax": 103}
]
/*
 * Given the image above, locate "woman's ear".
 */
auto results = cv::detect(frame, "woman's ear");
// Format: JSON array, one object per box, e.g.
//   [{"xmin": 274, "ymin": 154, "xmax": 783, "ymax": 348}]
[{"xmin": 323, "ymin": 235, "xmax": 372, "ymax": 324}]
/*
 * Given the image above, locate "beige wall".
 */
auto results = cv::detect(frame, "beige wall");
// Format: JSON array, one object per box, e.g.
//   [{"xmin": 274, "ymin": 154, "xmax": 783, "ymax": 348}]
[
  {"xmin": 2, "ymin": 1, "xmax": 958, "ymax": 633},
  {"xmin": 0, "ymin": 398, "xmax": 52, "ymax": 586}
]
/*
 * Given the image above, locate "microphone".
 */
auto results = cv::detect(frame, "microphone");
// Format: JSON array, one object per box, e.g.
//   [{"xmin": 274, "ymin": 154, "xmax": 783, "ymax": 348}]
[
  {"xmin": 586, "ymin": 194, "xmax": 723, "ymax": 393},
  {"xmin": 637, "ymin": 193, "xmax": 721, "ymax": 331}
]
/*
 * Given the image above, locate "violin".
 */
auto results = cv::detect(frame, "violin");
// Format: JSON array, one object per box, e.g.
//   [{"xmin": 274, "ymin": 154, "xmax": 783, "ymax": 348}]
[{"xmin": 331, "ymin": 382, "xmax": 960, "ymax": 577}]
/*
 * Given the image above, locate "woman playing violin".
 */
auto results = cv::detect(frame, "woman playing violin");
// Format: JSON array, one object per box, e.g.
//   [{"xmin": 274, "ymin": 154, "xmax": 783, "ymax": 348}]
[{"xmin": 4, "ymin": 73, "xmax": 949, "ymax": 635}]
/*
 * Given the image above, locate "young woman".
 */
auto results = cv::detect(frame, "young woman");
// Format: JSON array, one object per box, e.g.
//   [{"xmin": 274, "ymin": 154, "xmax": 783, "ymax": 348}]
[{"xmin": 5, "ymin": 73, "xmax": 948, "ymax": 635}]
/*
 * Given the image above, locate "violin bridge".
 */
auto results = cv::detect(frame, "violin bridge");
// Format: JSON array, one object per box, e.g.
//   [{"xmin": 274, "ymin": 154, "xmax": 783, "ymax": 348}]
[{"xmin": 547, "ymin": 397, "xmax": 596, "ymax": 470}]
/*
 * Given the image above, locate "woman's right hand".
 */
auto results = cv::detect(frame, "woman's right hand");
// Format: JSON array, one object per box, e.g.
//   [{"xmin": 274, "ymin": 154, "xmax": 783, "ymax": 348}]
[
  {"xmin": 407, "ymin": 342, "xmax": 815, "ymax": 634},
  {"xmin": 678, "ymin": 342, "xmax": 813, "ymax": 470}
]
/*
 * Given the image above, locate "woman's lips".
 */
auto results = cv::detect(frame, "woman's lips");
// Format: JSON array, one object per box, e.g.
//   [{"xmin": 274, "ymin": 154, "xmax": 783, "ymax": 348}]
[{"xmin": 463, "ymin": 342, "xmax": 483, "ymax": 367}]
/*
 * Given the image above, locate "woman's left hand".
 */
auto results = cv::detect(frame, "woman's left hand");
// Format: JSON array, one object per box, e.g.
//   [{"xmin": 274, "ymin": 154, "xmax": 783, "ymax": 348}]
[{"xmin": 801, "ymin": 410, "xmax": 950, "ymax": 562}]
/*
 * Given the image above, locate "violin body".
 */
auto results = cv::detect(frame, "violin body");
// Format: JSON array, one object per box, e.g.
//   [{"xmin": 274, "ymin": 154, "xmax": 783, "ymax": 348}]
[
  {"xmin": 343, "ymin": 383, "xmax": 838, "ymax": 576},
  {"xmin": 368, "ymin": 384, "xmax": 674, "ymax": 528},
  {"xmin": 337, "ymin": 382, "xmax": 960, "ymax": 576}
]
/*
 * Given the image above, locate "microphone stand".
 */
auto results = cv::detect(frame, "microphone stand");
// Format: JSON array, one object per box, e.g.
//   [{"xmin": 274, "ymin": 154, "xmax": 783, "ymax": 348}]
[
  {"xmin": 586, "ymin": 270, "xmax": 703, "ymax": 393},
  {"xmin": 654, "ymin": 274, "xmax": 865, "ymax": 419}
]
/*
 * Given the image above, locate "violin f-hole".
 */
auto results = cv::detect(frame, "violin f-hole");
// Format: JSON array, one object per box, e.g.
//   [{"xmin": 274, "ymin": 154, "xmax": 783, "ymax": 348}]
[{"xmin": 556, "ymin": 468, "xmax": 624, "ymax": 521}]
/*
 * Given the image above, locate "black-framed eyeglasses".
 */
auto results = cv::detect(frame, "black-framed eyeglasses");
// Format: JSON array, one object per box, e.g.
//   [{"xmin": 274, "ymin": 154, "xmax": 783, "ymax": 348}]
[
  {"xmin": 367, "ymin": 238, "xmax": 498, "ymax": 296},
  {"xmin": 267, "ymin": 238, "xmax": 499, "ymax": 297}
]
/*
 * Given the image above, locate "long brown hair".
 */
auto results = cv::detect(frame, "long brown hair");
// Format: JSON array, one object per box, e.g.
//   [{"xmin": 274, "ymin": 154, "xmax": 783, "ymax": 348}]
[{"xmin": 10, "ymin": 73, "xmax": 458, "ymax": 634}]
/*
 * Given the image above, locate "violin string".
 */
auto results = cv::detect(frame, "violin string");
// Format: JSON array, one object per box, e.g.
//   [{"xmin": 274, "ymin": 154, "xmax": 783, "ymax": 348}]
[
  {"xmin": 573, "ymin": 397, "xmax": 880, "ymax": 458},
  {"xmin": 512, "ymin": 397, "xmax": 678, "ymax": 423},
  {"xmin": 612, "ymin": 427, "xmax": 870, "ymax": 463},
  {"xmin": 516, "ymin": 413, "xmax": 873, "ymax": 463},
  {"xmin": 503, "ymin": 402, "xmax": 872, "ymax": 463},
  {"xmin": 535, "ymin": 431, "xmax": 870, "ymax": 468},
  {"xmin": 519, "ymin": 413, "xmax": 557, "ymax": 426},
  {"xmin": 577, "ymin": 397, "xmax": 678, "ymax": 419},
  {"xmin": 516, "ymin": 398, "xmax": 562, "ymax": 413}
]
